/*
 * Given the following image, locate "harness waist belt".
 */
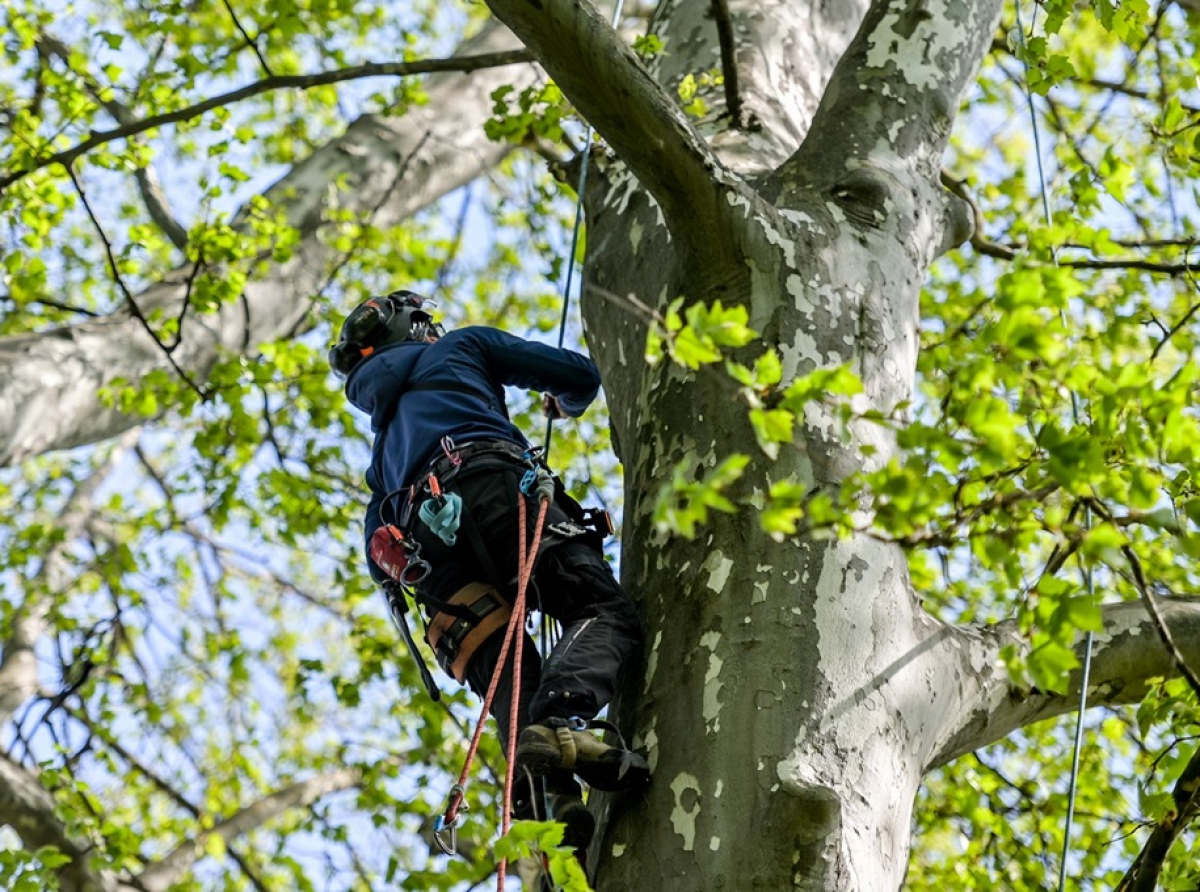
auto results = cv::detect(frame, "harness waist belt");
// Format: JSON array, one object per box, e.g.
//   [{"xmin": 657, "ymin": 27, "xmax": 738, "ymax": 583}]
[{"xmin": 422, "ymin": 439, "xmax": 535, "ymax": 483}]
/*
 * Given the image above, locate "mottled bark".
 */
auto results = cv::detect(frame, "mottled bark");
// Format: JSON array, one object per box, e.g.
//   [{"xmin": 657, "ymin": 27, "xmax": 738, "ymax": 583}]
[
  {"xmin": 487, "ymin": 0, "xmax": 1003, "ymax": 887},
  {"xmin": 930, "ymin": 599, "xmax": 1200, "ymax": 769}
]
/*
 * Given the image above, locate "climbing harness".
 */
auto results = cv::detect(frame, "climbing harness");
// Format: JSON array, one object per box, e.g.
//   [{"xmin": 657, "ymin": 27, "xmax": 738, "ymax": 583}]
[{"xmin": 1013, "ymin": 5, "xmax": 1096, "ymax": 889}]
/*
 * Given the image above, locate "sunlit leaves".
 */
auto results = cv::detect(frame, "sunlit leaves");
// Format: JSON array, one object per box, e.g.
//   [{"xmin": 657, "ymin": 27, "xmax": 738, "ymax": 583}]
[
  {"xmin": 494, "ymin": 821, "xmax": 593, "ymax": 891},
  {"xmin": 485, "ymin": 82, "xmax": 571, "ymax": 145},
  {"xmin": 652, "ymin": 454, "xmax": 750, "ymax": 539}
]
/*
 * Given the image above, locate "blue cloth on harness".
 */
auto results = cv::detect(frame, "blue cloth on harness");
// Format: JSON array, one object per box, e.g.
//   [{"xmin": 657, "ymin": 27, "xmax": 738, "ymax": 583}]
[{"xmin": 419, "ymin": 492, "xmax": 463, "ymax": 546}]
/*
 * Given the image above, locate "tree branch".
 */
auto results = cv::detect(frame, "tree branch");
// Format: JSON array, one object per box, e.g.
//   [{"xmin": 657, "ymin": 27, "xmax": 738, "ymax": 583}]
[
  {"xmin": 0, "ymin": 50, "xmax": 532, "ymax": 192},
  {"xmin": 1116, "ymin": 739, "xmax": 1200, "ymax": 891},
  {"xmin": 710, "ymin": 0, "xmax": 743, "ymax": 128},
  {"xmin": 220, "ymin": 0, "xmax": 273, "ymax": 77},
  {"xmin": 133, "ymin": 767, "xmax": 365, "ymax": 892},
  {"xmin": 0, "ymin": 751, "xmax": 115, "ymax": 892},
  {"xmin": 65, "ymin": 165, "xmax": 208, "ymax": 399},
  {"xmin": 929, "ymin": 598, "xmax": 1200, "ymax": 769},
  {"xmin": 36, "ymin": 32, "xmax": 189, "ymax": 249},
  {"xmin": 780, "ymin": 0, "xmax": 1005, "ymax": 190},
  {"xmin": 482, "ymin": 0, "xmax": 753, "ymax": 259}
]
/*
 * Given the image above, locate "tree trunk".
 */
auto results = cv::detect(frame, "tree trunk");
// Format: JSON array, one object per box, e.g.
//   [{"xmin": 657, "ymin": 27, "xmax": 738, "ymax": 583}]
[{"xmin": 539, "ymin": 0, "xmax": 998, "ymax": 886}]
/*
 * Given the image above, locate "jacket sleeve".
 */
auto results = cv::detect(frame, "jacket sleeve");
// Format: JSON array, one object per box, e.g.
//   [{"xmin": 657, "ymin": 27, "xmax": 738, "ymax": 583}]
[
  {"xmin": 475, "ymin": 327, "xmax": 602, "ymax": 417},
  {"xmin": 364, "ymin": 478, "xmax": 389, "ymax": 585}
]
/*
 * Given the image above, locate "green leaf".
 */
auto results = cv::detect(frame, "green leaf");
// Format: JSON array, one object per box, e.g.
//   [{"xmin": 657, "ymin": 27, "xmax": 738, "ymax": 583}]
[{"xmin": 749, "ymin": 408, "xmax": 794, "ymax": 459}]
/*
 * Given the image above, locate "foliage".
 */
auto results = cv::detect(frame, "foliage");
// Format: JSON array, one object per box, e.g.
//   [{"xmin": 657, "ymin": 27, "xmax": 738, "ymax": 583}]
[{"xmin": 1, "ymin": 0, "xmax": 1200, "ymax": 888}]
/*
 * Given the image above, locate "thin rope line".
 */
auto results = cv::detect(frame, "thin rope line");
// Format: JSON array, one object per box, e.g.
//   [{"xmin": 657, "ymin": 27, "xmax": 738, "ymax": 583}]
[
  {"xmin": 543, "ymin": 0, "xmax": 626, "ymax": 462},
  {"xmin": 539, "ymin": 0, "xmax": 626, "ymax": 669},
  {"xmin": 1012, "ymin": 4, "xmax": 1096, "ymax": 889}
]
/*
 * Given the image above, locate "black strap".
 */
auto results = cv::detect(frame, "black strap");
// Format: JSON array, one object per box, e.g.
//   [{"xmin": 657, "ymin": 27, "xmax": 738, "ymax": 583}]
[{"xmin": 383, "ymin": 583, "xmax": 440, "ymax": 700}]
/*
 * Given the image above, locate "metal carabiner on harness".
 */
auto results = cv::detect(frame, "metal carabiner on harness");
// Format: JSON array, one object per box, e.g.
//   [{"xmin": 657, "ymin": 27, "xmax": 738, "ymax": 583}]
[
  {"xmin": 432, "ymin": 784, "xmax": 467, "ymax": 856},
  {"xmin": 399, "ymin": 552, "xmax": 432, "ymax": 586}
]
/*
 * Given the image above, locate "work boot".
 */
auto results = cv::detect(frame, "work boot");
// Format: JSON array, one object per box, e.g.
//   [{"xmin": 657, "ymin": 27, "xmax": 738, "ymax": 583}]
[
  {"xmin": 545, "ymin": 773, "xmax": 595, "ymax": 852},
  {"xmin": 516, "ymin": 717, "xmax": 650, "ymax": 792},
  {"xmin": 511, "ymin": 770, "xmax": 595, "ymax": 852}
]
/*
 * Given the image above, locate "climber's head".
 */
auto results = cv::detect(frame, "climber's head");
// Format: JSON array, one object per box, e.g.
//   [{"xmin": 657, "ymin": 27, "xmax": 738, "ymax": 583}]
[{"xmin": 328, "ymin": 290, "xmax": 443, "ymax": 379}]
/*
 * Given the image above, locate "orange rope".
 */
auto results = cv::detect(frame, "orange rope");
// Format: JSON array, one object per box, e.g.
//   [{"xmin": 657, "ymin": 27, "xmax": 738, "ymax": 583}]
[
  {"xmin": 499, "ymin": 493, "xmax": 551, "ymax": 888},
  {"xmin": 437, "ymin": 492, "xmax": 552, "ymax": 890}
]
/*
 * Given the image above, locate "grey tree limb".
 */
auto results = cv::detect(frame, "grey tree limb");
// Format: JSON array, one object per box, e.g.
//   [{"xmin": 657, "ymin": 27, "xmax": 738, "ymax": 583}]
[
  {"xmin": 0, "ymin": 19, "xmax": 537, "ymax": 468},
  {"xmin": 929, "ymin": 599, "xmax": 1200, "ymax": 769},
  {"xmin": 133, "ymin": 767, "xmax": 365, "ymax": 892},
  {"xmin": 482, "ymin": 0, "xmax": 760, "ymax": 270}
]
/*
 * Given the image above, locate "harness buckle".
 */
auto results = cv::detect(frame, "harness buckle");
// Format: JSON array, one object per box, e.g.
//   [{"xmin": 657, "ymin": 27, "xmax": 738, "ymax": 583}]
[{"xmin": 440, "ymin": 435, "xmax": 462, "ymax": 467}]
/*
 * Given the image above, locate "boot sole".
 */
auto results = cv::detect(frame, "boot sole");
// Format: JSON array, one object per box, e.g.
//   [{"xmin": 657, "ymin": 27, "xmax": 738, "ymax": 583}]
[
  {"xmin": 574, "ymin": 750, "xmax": 650, "ymax": 792},
  {"xmin": 515, "ymin": 737, "xmax": 566, "ymax": 778},
  {"xmin": 517, "ymin": 731, "xmax": 651, "ymax": 792}
]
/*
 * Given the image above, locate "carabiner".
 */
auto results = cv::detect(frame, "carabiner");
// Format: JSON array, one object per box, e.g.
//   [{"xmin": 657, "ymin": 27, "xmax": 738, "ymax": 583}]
[
  {"xmin": 440, "ymin": 435, "xmax": 462, "ymax": 467},
  {"xmin": 400, "ymin": 556, "xmax": 432, "ymax": 587},
  {"xmin": 433, "ymin": 784, "xmax": 467, "ymax": 856}
]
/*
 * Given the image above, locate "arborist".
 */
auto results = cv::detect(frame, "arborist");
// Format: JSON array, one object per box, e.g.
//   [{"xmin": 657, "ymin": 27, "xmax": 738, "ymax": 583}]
[{"xmin": 330, "ymin": 290, "xmax": 649, "ymax": 855}]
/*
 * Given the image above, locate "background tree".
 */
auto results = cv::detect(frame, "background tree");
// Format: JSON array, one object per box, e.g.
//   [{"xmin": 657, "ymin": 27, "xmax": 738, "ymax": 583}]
[{"xmin": 2, "ymin": 0, "xmax": 1200, "ymax": 890}]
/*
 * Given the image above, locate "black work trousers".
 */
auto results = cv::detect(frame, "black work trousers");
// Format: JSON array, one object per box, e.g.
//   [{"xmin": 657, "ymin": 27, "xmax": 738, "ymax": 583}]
[{"xmin": 412, "ymin": 457, "xmax": 642, "ymax": 750}]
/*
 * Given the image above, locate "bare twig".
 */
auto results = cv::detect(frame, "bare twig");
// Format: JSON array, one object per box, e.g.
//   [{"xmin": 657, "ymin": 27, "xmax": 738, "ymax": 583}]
[
  {"xmin": 64, "ymin": 164, "xmax": 210, "ymax": 399},
  {"xmin": 710, "ymin": 0, "xmax": 743, "ymax": 127},
  {"xmin": 0, "ymin": 50, "xmax": 533, "ymax": 192},
  {"xmin": 221, "ymin": 0, "xmax": 274, "ymax": 76},
  {"xmin": 1149, "ymin": 272, "xmax": 1200, "ymax": 362}
]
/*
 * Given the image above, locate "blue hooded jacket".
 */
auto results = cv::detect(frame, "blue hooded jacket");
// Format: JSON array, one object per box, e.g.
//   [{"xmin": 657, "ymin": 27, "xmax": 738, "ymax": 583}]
[{"xmin": 345, "ymin": 325, "xmax": 602, "ymax": 582}]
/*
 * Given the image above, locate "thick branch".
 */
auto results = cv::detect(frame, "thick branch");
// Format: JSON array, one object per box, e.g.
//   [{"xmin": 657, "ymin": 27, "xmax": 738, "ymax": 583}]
[
  {"xmin": 780, "ymin": 0, "xmax": 1005, "ymax": 190},
  {"xmin": 134, "ymin": 767, "xmax": 364, "ymax": 892},
  {"xmin": 0, "ymin": 50, "xmax": 532, "ymax": 193},
  {"xmin": 1116, "ymin": 737, "xmax": 1200, "ymax": 891},
  {"xmin": 929, "ymin": 599, "xmax": 1200, "ymax": 769},
  {"xmin": 483, "ymin": 0, "xmax": 751, "ymax": 260},
  {"xmin": 0, "ymin": 20, "xmax": 535, "ymax": 468}
]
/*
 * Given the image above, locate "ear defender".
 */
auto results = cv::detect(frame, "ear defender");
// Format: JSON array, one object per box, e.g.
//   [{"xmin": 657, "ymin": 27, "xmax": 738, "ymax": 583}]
[{"xmin": 329, "ymin": 291, "xmax": 439, "ymax": 379}]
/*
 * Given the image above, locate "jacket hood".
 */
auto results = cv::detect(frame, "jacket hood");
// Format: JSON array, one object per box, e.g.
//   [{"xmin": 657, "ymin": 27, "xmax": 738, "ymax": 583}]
[{"xmin": 344, "ymin": 341, "xmax": 427, "ymax": 431}]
